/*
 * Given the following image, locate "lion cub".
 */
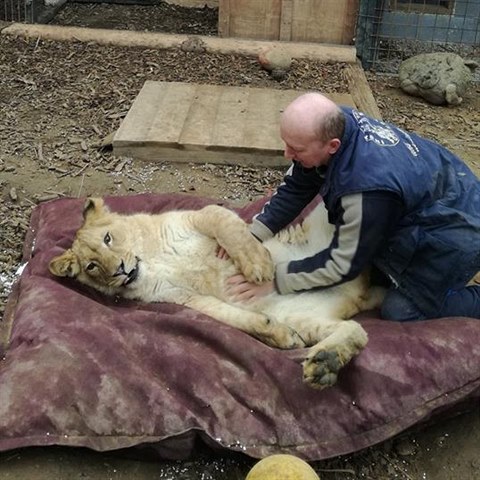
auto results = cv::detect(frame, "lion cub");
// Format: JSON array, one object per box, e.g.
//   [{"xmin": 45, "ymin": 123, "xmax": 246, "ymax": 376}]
[{"xmin": 49, "ymin": 198, "xmax": 384, "ymax": 389}]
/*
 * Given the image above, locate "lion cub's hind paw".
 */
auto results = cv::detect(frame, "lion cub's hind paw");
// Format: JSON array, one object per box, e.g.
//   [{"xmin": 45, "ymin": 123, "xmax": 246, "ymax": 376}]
[
  {"xmin": 259, "ymin": 323, "xmax": 307, "ymax": 350},
  {"xmin": 283, "ymin": 327, "xmax": 307, "ymax": 350},
  {"xmin": 302, "ymin": 350, "xmax": 344, "ymax": 389}
]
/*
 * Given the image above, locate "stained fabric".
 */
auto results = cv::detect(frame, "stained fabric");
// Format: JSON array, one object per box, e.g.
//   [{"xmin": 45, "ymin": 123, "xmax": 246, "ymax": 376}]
[{"xmin": 1, "ymin": 193, "xmax": 479, "ymax": 460}]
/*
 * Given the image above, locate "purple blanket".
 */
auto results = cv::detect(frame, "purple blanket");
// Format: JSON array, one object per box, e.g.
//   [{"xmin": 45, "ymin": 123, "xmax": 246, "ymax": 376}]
[{"xmin": 1, "ymin": 193, "xmax": 479, "ymax": 460}]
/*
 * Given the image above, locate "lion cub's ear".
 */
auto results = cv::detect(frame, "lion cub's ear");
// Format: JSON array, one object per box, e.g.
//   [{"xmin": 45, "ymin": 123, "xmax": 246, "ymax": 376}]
[
  {"xmin": 49, "ymin": 250, "xmax": 81, "ymax": 278},
  {"xmin": 83, "ymin": 197, "xmax": 108, "ymax": 221}
]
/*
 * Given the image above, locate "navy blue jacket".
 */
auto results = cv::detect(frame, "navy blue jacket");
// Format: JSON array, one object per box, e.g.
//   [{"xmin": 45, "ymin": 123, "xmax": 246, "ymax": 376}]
[{"xmin": 251, "ymin": 107, "xmax": 480, "ymax": 317}]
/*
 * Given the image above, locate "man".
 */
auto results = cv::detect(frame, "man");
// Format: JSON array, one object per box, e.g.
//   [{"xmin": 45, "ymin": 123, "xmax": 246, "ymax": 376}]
[{"xmin": 227, "ymin": 92, "xmax": 480, "ymax": 321}]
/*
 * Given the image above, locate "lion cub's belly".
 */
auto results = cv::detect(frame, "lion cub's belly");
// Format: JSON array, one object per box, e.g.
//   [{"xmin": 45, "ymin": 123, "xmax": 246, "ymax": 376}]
[{"xmin": 130, "ymin": 233, "xmax": 238, "ymax": 302}]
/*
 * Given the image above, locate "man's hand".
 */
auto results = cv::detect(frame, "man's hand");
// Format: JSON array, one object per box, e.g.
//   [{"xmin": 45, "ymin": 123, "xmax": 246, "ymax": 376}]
[
  {"xmin": 216, "ymin": 245, "xmax": 229, "ymax": 260},
  {"xmin": 226, "ymin": 274, "xmax": 274, "ymax": 302}
]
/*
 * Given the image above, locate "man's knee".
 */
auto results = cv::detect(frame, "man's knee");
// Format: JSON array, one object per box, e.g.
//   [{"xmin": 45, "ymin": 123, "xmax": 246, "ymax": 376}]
[
  {"xmin": 381, "ymin": 288, "xmax": 425, "ymax": 322},
  {"xmin": 440, "ymin": 286, "xmax": 480, "ymax": 319}
]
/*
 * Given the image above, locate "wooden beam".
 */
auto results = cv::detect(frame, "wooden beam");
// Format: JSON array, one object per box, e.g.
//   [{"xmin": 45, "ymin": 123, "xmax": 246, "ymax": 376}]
[
  {"xmin": 343, "ymin": 61, "xmax": 382, "ymax": 119},
  {"xmin": 2, "ymin": 23, "xmax": 358, "ymax": 63}
]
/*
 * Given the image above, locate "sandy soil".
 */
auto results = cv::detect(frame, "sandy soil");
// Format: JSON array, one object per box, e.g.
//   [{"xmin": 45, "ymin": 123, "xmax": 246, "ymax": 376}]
[{"xmin": 1, "ymin": 2, "xmax": 480, "ymax": 479}]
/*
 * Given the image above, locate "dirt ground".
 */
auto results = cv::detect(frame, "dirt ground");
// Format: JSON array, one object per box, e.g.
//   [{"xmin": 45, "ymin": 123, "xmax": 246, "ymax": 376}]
[{"xmin": 1, "ymin": 2, "xmax": 480, "ymax": 479}]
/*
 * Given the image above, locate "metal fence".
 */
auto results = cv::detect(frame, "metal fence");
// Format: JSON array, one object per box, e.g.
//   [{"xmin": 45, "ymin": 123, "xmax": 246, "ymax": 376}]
[
  {"xmin": 1, "ymin": 0, "xmax": 66, "ymax": 23},
  {"xmin": 356, "ymin": 0, "xmax": 480, "ymax": 73},
  {"xmin": 1, "ymin": 0, "xmax": 34, "ymax": 22}
]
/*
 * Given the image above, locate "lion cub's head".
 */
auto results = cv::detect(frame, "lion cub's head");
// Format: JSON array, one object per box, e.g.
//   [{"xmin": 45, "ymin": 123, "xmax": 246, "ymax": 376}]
[{"xmin": 49, "ymin": 198, "xmax": 140, "ymax": 295}]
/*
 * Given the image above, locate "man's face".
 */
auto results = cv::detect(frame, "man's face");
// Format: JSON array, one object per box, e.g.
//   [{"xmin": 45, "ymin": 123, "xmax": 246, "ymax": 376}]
[{"xmin": 280, "ymin": 129, "xmax": 334, "ymax": 169}]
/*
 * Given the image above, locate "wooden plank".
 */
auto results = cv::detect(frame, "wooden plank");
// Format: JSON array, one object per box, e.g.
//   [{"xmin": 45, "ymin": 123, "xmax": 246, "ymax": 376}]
[
  {"xmin": 219, "ymin": 0, "xmax": 282, "ymax": 40},
  {"xmin": 291, "ymin": 0, "xmax": 359, "ymax": 45},
  {"xmin": 179, "ymin": 84, "xmax": 251, "ymax": 148},
  {"xmin": 243, "ymin": 89, "xmax": 299, "ymax": 150},
  {"xmin": 217, "ymin": 0, "xmax": 231, "ymax": 37},
  {"xmin": 343, "ymin": 62, "xmax": 382, "ymax": 119},
  {"xmin": 211, "ymin": 87, "xmax": 252, "ymax": 147},
  {"xmin": 279, "ymin": 0, "xmax": 293, "ymax": 41},
  {"xmin": 177, "ymin": 84, "xmax": 222, "ymax": 147},
  {"xmin": 342, "ymin": 0, "xmax": 361, "ymax": 45},
  {"xmin": 219, "ymin": 0, "xmax": 358, "ymax": 44},
  {"xmin": 113, "ymin": 145, "xmax": 288, "ymax": 167},
  {"xmin": 113, "ymin": 82, "xmax": 362, "ymax": 166},
  {"xmin": 146, "ymin": 82, "xmax": 197, "ymax": 144},
  {"xmin": 114, "ymin": 81, "xmax": 168, "ymax": 143}
]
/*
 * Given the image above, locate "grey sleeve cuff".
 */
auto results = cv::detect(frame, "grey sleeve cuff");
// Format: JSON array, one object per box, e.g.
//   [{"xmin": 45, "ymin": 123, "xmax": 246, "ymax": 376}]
[
  {"xmin": 274, "ymin": 261, "xmax": 294, "ymax": 295},
  {"xmin": 249, "ymin": 218, "xmax": 275, "ymax": 242}
]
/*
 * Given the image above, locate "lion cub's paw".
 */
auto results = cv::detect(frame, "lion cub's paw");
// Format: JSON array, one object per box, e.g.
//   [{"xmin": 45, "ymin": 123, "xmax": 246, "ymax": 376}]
[
  {"xmin": 234, "ymin": 246, "xmax": 274, "ymax": 284},
  {"xmin": 258, "ymin": 323, "xmax": 306, "ymax": 350},
  {"xmin": 234, "ymin": 250, "xmax": 275, "ymax": 284},
  {"xmin": 302, "ymin": 349, "xmax": 346, "ymax": 389},
  {"xmin": 241, "ymin": 258, "xmax": 274, "ymax": 284}
]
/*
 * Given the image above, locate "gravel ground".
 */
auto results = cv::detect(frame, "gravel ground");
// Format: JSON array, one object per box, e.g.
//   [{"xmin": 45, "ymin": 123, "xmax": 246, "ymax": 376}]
[{"xmin": 1, "ymin": 3, "xmax": 480, "ymax": 479}]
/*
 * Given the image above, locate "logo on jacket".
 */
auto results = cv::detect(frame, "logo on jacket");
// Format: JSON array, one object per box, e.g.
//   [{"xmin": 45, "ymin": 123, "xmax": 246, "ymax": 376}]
[{"xmin": 353, "ymin": 110, "xmax": 400, "ymax": 147}]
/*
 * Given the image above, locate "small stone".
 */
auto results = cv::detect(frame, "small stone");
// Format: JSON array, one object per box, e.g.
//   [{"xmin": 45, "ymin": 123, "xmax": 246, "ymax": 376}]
[
  {"xmin": 180, "ymin": 36, "xmax": 207, "ymax": 53},
  {"xmin": 394, "ymin": 437, "xmax": 417, "ymax": 456},
  {"xmin": 9, "ymin": 187, "xmax": 18, "ymax": 201},
  {"xmin": 258, "ymin": 47, "xmax": 292, "ymax": 73},
  {"xmin": 271, "ymin": 69, "xmax": 287, "ymax": 81}
]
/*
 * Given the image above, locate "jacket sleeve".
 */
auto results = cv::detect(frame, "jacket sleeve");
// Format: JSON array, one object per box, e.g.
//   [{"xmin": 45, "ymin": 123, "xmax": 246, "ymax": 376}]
[
  {"xmin": 250, "ymin": 161, "xmax": 324, "ymax": 241},
  {"xmin": 274, "ymin": 191, "xmax": 403, "ymax": 294}
]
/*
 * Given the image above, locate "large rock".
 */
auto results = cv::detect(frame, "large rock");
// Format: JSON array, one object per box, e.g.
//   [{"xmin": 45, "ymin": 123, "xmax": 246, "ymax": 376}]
[{"xmin": 398, "ymin": 52, "xmax": 478, "ymax": 105}]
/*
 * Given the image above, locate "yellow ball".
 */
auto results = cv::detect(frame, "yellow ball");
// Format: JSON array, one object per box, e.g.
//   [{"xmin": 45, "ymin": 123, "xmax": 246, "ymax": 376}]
[{"xmin": 246, "ymin": 454, "xmax": 320, "ymax": 480}]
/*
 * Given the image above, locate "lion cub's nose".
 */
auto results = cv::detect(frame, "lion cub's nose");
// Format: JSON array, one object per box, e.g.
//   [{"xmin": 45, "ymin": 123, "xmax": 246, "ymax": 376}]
[{"xmin": 114, "ymin": 261, "xmax": 126, "ymax": 276}]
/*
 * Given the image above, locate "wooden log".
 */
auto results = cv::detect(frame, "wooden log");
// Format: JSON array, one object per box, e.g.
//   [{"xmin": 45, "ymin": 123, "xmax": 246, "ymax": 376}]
[
  {"xmin": 165, "ymin": 0, "xmax": 218, "ymax": 6},
  {"xmin": 1, "ymin": 23, "xmax": 358, "ymax": 63},
  {"xmin": 343, "ymin": 61, "xmax": 383, "ymax": 119}
]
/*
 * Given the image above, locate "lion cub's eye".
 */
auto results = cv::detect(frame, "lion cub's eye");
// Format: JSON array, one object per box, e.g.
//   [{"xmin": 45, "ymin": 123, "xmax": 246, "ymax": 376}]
[
  {"xmin": 104, "ymin": 232, "xmax": 112, "ymax": 245},
  {"xmin": 86, "ymin": 262, "xmax": 97, "ymax": 271}
]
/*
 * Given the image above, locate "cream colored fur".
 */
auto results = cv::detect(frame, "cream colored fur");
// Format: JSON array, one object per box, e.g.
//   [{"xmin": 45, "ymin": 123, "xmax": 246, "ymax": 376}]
[{"xmin": 49, "ymin": 198, "xmax": 384, "ymax": 389}]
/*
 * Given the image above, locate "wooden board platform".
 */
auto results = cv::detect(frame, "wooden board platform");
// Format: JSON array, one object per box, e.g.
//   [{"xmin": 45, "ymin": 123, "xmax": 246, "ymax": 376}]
[{"xmin": 113, "ymin": 79, "xmax": 378, "ymax": 167}]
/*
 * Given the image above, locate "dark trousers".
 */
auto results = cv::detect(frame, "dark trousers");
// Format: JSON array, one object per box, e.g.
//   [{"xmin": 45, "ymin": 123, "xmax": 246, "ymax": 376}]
[{"xmin": 381, "ymin": 285, "xmax": 480, "ymax": 321}]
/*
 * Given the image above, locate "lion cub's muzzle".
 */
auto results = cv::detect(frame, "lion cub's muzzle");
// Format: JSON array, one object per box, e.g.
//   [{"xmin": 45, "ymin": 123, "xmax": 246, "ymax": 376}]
[{"xmin": 114, "ymin": 257, "xmax": 140, "ymax": 286}]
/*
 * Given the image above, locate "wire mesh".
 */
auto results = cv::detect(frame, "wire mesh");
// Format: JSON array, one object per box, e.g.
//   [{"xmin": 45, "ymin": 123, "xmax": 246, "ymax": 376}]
[
  {"xmin": 356, "ymin": 0, "xmax": 480, "ymax": 75},
  {"xmin": 1, "ymin": 0, "xmax": 34, "ymax": 22},
  {"xmin": 1, "ymin": 0, "xmax": 68, "ymax": 23}
]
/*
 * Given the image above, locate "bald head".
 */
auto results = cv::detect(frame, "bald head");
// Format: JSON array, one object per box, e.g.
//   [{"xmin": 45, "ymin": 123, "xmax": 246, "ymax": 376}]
[
  {"xmin": 279, "ymin": 92, "xmax": 344, "ymax": 168},
  {"xmin": 281, "ymin": 92, "xmax": 344, "ymax": 143}
]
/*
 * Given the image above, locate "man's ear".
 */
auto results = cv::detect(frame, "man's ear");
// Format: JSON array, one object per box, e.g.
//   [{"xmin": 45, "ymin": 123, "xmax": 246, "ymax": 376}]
[
  {"xmin": 49, "ymin": 250, "xmax": 81, "ymax": 278},
  {"xmin": 328, "ymin": 138, "xmax": 341, "ymax": 155}
]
